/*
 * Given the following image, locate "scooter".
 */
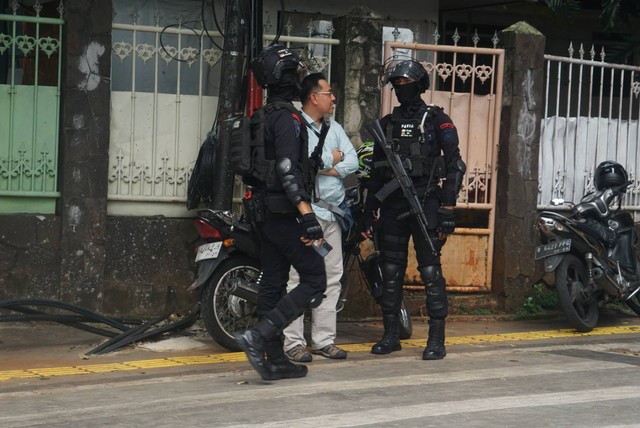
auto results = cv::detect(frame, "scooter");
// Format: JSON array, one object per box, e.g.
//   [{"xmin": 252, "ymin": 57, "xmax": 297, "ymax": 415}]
[
  {"xmin": 535, "ymin": 181, "xmax": 640, "ymax": 332},
  {"xmin": 189, "ymin": 186, "xmax": 413, "ymax": 351}
]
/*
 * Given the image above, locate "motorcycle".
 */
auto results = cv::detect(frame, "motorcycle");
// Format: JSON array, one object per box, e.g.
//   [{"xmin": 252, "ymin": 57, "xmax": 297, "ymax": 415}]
[
  {"xmin": 189, "ymin": 186, "xmax": 413, "ymax": 352},
  {"xmin": 535, "ymin": 181, "xmax": 640, "ymax": 332}
]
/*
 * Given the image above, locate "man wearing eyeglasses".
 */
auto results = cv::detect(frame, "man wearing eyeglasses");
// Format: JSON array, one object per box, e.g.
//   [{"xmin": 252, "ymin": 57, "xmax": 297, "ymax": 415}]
[{"xmin": 283, "ymin": 72, "xmax": 358, "ymax": 363}]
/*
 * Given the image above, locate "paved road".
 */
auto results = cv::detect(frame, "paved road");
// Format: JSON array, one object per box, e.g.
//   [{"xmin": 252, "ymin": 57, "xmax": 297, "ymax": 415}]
[{"xmin": 2, "ymin": 318, "xmax": 640, "ymax": 427}]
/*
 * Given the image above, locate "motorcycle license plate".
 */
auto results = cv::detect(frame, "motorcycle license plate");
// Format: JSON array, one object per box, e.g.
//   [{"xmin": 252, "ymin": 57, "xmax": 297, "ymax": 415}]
[
  {"xmin": 195, "ymin": 242, "xmax": 222, "ymax": 262},
  {"xmin": 534, "ymin": 239, "xmax": 571, "ymax": 260}
]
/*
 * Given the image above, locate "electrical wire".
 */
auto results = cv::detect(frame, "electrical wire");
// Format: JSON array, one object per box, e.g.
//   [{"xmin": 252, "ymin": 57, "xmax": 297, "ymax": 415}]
[
  {"xmin": 159, "ymin": 21, "xmax": 203, "ymax": 63},
  {"xmin": 201, "ymin": 0, "xmax": 224, "ymax": 51}
]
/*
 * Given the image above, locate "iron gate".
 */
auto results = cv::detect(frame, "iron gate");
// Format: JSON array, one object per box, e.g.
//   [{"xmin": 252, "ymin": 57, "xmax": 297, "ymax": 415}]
[{"xmin": 381, "ymin": 35, "xmax": 505, "ymax": 292}]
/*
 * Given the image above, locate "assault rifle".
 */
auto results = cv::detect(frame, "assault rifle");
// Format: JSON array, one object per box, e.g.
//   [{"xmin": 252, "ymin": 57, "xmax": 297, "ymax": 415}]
[{"xmin": 364, "ymin": 120, "xmax": 439, "ymax": 256}]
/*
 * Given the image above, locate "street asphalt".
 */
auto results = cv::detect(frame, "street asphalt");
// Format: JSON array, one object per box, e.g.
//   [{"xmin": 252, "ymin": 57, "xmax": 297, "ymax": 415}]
[{"xmin": 2, "ymin": 310, "xmax": 640, "ymax": 427}]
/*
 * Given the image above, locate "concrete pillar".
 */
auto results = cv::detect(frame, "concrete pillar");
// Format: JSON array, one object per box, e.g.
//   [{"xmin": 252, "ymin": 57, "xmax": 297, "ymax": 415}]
[
  {"xmin": 331, "ymin": 6, "xmax": 384, "ymax": 147},
  {"xmin": 58, "ymin": 0, "xmax": 112, "ymax": 310},
  {"xmin": 493, "ymin": 22, "xmax": 546, "ymax": 311}
]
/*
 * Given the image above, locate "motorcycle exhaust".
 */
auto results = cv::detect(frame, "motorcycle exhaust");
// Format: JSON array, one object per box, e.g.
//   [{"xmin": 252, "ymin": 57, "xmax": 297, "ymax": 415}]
[{"xmin": 225, "ymin": 277, "xmax": 259, "ymax": 304}]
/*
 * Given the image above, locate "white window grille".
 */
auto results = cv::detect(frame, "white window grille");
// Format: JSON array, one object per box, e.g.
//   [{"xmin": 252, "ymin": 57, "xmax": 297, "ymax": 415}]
[{"xmin": 538, "ymin": 43, "xmax": 640, "ymax": 220}]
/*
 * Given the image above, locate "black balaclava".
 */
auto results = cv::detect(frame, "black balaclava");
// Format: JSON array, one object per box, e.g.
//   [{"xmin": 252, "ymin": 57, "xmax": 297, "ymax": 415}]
[
  {"xmin": 393, "ymin": 81, "xmax": 425, "ymax": 118},
  {"xmin": 394, "ymin": 81, "xmax": 422, "ymax": 105},
  {"xmin": 267, "ymin": 69, "xmax": 300, "ymax": 101}
]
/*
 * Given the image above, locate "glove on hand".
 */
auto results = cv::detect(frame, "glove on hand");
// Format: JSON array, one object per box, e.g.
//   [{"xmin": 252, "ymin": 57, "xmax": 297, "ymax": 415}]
[
  {"xmin": 357, "ymin": 210, "xmax": 375, "ymax": 234},
  {"xmin": 301, "ymin": 213, "xmax": 323, "ymax": 240},
  {"xmin": 437, "ymin": 207, "xmax": 455, "ymax": 235}
]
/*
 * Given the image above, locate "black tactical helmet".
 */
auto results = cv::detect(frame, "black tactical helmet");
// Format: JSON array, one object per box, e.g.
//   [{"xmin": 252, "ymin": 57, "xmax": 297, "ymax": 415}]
[
  {"xmin": 251, "ymin": 44, "xmax": 300, "ymax": 87},
  {"xmin": 594, "ymin": 161, "xmax": 629, "ymax": 190},
  {"xmin": 384, "ymin": 59, "xmax": 430, "ymax": 91}
]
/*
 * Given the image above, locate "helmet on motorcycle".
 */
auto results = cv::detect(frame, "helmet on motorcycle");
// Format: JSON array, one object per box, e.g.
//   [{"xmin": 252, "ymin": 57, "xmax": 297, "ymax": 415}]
[
  {"xmin": 594, "ymin": 161, "xmax": 629, "ymax": 190},
  {"xmin": 252, "ymin": 44, "xmax": 300, "ymax": 87},
  {"xmin": 382, "ymin": 59, "xmax": 430, "ymax": 92},
  {"xmin": 355, "ymin": 141, "xmax": 374, "ymax": 181}
]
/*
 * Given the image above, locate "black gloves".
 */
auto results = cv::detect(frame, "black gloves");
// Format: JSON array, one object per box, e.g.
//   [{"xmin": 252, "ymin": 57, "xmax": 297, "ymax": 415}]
[
  {"xmin": 437, "ymin": 207, "xmax": 455, "ymax": 235},
  {"xmin": 357, "ymin": 209, "xmax": 375, "ymax": 235},
  {"xmin": 301, "ymin": 213, "xmax": 323, "ymax": 240}
]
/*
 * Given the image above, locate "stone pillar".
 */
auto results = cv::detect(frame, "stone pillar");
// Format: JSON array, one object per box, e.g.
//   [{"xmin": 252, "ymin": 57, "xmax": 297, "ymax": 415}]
[
  {"xmin": 493, "ymin": 22, "xmax": 546, "ymax": 311},
  {"xmin": 58, "ymin": 0, "xmax": 112, "ymax": 310},
  {"xmin": 331, "ymin": 6, "xmax": 383, "ymax": 147}
]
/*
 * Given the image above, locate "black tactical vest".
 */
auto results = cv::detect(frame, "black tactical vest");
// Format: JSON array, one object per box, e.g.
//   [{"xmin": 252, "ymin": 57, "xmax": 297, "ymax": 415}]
[{"xmin": 383, "ymin": 105, "xmax": 443, "ymax": 178}]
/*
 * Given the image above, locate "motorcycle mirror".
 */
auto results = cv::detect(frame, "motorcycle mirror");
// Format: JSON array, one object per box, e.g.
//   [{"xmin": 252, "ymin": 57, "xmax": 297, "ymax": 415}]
[{"xmin": 550, "ymin": 198, "xmax": 565, "ymax": 206}]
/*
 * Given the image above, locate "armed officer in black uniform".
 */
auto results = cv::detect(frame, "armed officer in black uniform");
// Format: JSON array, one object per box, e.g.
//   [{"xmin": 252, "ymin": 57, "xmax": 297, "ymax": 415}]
[
  {"xmin": 360, "ymin": 59, "xmax": 466, "ymax": 360},
  {"xmin": 235, "ymin": 45, "xmax": 327, "ymax": 379}
]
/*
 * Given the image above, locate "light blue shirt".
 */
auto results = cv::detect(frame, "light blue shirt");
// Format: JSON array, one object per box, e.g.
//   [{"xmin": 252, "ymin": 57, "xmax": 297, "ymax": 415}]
[{"xmin": 301, "ymin": 110, "xmax": 358, "ymax": 222}]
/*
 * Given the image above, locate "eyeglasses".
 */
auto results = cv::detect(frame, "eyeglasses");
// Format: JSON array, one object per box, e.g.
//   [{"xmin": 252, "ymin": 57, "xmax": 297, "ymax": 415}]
[{"xmin": 314, "ymin": 90, "xmax": 333, "ymax": 96}]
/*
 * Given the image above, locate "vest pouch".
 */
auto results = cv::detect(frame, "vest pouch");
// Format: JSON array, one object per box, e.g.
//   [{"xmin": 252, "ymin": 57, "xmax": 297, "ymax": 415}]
[
  {"xmin": 264, "ymin": 193, "xmax": 298, "ymax": 215},
  {"xmin": 229, "ymin": 116, "xmax": 252, "ymax": 176}
]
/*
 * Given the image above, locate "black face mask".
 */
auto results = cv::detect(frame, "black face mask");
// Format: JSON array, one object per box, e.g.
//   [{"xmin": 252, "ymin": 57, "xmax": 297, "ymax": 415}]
[
  {"xmin": 268, "ymin": 70, "xmax": 301, "ymax": 101},
  {"xmin": 394, "ymin": 81, "xmax": 421, "ymax": 105}
]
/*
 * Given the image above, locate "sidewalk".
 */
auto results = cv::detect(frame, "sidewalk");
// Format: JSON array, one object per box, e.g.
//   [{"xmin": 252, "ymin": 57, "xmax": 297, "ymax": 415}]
[{"xmin": 3, "ymin": 311, "xmax": 639, "ymax": 373}]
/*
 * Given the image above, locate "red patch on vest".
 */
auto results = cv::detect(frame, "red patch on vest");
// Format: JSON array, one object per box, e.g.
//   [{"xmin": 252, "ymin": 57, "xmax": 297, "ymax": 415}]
[
  {"xmin": 291, "ymin": 113, "xmax": 301, "ymax": 124},
  {"xmin": 439, "ymin": 122, "xmax": 455, "ymax": 129}
]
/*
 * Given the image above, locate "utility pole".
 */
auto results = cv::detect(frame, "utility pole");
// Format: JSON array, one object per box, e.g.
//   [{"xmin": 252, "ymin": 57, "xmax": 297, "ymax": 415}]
[{"xmin": 210, "ymin": 0, "xmax": 248, "ymax": 210}]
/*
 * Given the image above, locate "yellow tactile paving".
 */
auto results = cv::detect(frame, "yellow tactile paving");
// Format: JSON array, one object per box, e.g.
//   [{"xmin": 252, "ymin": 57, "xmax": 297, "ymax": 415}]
[{"xmin": 1, "ymin": 325, "xmax": 638, "ymax": 383}]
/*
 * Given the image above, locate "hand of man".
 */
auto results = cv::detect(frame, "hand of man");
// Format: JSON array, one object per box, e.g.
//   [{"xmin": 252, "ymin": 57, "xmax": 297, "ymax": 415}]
[
  {"xmin": 301, "ymin": 213, "xmax": 323, "ymax": 241},
  {"xmin": 437, "ymin": 207, "xmax": 455, "ymax": 237},
  {"xmin": 358, "ymin": 210, "xmax": 375, "ymax": 239}
]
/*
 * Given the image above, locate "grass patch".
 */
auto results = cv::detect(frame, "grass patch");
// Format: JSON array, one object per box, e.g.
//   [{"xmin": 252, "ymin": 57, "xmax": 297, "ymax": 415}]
[{"xmin": 515, "ymin": 282, "xmax": 560, "ymax": 318}]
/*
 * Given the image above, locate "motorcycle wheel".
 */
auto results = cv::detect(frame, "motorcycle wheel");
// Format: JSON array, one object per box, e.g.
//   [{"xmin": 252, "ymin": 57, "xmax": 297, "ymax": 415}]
[
  {"xmin": 555, "ymin": 254, "xmax": 599, "ymax": 332},
  {"xmin": 398, "ymin": 299, "xmax": 413, "ymax": 340},
  {"xmin": 200, "ymin": 256, "xmax": 260, "ymax": 352},
  {"xmin": 626, "ymin": 294, "xmax": 640, "ymax": 316}
]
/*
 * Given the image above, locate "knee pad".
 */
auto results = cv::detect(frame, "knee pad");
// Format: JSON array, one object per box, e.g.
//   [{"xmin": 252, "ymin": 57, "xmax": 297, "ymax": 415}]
[
  {"xmin": 420, "ymin": 265, "xmax": 448, "ymax": 319},
  {"xmin": 379, "ymin": 261, "xmax": 406, "ymax": 314}
]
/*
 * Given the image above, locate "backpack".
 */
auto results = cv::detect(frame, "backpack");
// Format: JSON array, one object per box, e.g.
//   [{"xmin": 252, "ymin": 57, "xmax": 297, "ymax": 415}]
[
  {"xmin": 229, "ymin": 102, "xmax": 309, "ymax": 189},
  {"xmin": 186, "ymin": 131, "xmax": 217, "ymax": 210}
]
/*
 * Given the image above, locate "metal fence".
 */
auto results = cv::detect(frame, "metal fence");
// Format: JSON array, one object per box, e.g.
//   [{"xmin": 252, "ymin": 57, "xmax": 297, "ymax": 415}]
[
  {"xmin": 538, "ymin": 43, "xmax": 640, "ymax": 220},
  {"xmin": 0, "ymin": 0, "xmax": 63, "ymax": 214},
  {"xmin": 109, "ymin": 3, "xmax": 338, "ymax": 217}
]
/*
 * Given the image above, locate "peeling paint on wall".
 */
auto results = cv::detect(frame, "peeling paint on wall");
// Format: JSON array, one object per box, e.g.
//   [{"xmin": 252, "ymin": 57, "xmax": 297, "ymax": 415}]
[
  {"xmin": 78, "ymin": 41, "xmax": 105, "ymax": 91},
  {"xmin": 72, "ymin": 114, "xmax": 85, "ymax": 129},
  {"xmin": 68, "ymin": 205, "xmax": 82, "ymax": 232},
  {"xmin": 516, "ymin": 69, "xmax": 536, "ymax": 176}
]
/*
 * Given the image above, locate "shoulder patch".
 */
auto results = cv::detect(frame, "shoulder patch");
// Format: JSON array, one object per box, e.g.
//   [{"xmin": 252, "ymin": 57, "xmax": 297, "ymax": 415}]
[{"xmin": 439, "ymin": 122, "xmax": 455, "ymax": 129}]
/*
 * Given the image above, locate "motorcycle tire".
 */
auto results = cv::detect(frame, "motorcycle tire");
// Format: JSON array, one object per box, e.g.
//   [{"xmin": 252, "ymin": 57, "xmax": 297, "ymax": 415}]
[
  {"xmin": 555, "ymin": 254, "xmax": 599, "ymax": 332},
  {"xmin": 626, "ymin": 293, "xmax": 640, "ymax": 316},
  {"xmin": 199, "ymin": 255, "xmax": 261, "ymax": 352},
  {"xmin": 398, "ymin": 299, "xmax": 413, "ymax": 340}
]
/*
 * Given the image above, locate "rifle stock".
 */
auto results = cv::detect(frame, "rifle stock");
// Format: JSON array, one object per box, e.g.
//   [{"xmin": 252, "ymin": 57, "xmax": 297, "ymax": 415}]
[{"xmin": 365, "ymin": 120, "xmax": 439, "ymax": 256}]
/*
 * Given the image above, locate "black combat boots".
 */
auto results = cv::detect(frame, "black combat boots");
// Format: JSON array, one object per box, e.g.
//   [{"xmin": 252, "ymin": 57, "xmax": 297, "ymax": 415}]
[
  {"xmin": 235, "ymin": 318, "xmax": 279, "ymax": 379},
  {"xmin": 371, "ymin": 313, "xmax": 402, "ymax": 355},
  {"xmin": 264, "ymin": 337, "xmax": 308, "ymax": 380},
  {"xmin": 422, "ymin": 318, "xmax": 446, "ymax": 360}
]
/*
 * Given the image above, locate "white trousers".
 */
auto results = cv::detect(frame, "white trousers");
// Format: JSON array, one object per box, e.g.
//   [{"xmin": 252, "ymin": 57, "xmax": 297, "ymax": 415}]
[{"xmin": 283, "ymin": 217, "xmax": 343, "ymax": 351}]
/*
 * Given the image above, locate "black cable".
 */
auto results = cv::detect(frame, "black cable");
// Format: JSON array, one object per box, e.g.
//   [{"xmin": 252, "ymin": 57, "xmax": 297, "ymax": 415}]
[
  {"xmin": 210, "ymin": 0, "xmax": 225, "ymax": 38},
  {"xmin": 201, "ymin": 0, "xmax": 224, "ymax": 51},
  {"xmin": 271, "ymin": 0, "xmax": 285, "ymax": 45},
  {"xmin": 159, "ymin": 22, "xmax": 202, "ymax": 63},
  {"xmin": 94, "ymin": 302, "xmax": 200, "ymax": 355},
  {"xmin": 86, "ymin": 288, "xmax": 178, "ymax": 355},
  {"xmin": 0, "ymin": 299, "xmax": 131, "ymax": 331}
]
